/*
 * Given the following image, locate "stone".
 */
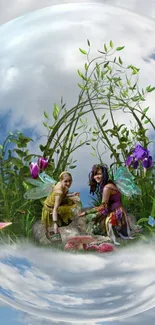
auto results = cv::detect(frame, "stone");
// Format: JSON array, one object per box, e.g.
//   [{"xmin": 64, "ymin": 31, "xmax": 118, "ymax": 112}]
[{"xmin": 32, "ymin": 207, "xmax": 89, "ymax": 245}]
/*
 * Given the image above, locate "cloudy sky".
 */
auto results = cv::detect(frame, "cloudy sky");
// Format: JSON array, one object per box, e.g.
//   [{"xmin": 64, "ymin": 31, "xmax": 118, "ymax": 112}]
[
  {"xmin": 0, "ymin": 1, "xmax": 155, "ymax": 322},
  {"xmin": 1, "ymin": 242, "xmax": 155, "ymax": 325},
  {"xmin": 0, "ymin": 0, "xmax": 155, "ymax": 205}
]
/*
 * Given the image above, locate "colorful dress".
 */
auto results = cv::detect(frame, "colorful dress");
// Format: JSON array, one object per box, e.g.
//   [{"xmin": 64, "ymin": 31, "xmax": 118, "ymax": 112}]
[
  {"xmin": 85, "ymin": 187, "xmax": 141, "ymax": 238},
  {"xmin": 42, "ymin": 183, "xmax": 81, "ymax": 230}
]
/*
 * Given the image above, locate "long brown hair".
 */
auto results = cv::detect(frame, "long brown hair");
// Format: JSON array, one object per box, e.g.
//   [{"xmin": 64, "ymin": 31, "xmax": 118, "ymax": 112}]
[{"xmin": 89, "ymin": 164, "xmax": 113, "ymax": 196}]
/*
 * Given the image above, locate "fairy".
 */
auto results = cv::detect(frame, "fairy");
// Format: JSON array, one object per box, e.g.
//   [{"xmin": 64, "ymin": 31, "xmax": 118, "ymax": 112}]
[
  {"xmin": 24, "ymin": 171, "xmax": 81, "ymax": 240},
  {"xmin": 78, "ymin": 164, "xmax": 142, "ymax": 245}
]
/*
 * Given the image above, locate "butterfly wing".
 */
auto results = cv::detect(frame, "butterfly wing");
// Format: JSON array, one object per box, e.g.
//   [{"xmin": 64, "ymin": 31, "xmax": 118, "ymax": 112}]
[
  {"xmin": 0, "ymin": 222, "xmax": 12, "ymax": 230},
  {"xmin": 24, "ymin": 178, "xmax": 43, "ymax": 187},
  {"xmin": 148, "ymin": 216, "xmax": 155, "ymax": 227},
  {"xmin": 114, "ymin": 166, "xmax": 141, "ymax": 197},
  {"xmin": 39, "ymin": 172, "xmax": 56, "ymax": 184},
  {"xmin": 24, "ymin": 183, "xmax": 54, "ymax": 200}
]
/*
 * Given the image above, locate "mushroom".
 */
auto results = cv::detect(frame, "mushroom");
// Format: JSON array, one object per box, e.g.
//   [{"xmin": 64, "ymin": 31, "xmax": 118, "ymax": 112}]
[
  {"xmin": 98, "ymin": 242, "xmax": 115, "ymax": 253},
  {"xmin": 85, "ymin": 244, "xmax": 99, "ymax": 251},
  {"xmin": 65, "ymin": 235, "xmax": 95, "ymax": 250},
  {"xmin": 0, "ymin": 222, "xmax": 12, "ymax": 230}
]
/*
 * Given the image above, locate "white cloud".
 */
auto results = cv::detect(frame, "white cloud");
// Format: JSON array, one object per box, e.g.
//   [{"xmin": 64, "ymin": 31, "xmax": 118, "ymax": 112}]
[
  {"xmin": 0, "ymin": 1, "xmax": 155, "ymax": 189},
  {"xmin": 1, "ymin": 242, "xmax": 155, "ymax": 324}
]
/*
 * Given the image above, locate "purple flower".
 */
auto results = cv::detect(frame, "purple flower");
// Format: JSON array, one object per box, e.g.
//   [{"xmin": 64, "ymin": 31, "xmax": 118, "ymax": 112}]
[
  {"xmin": 142, "ymin": 156, "xmax": 153, "ymax": 169},
  {"xmin": 30, "ymin": 162, "xmax": 40, "ymax": 179},
  {"xmin": 125, "ymin": 156, "xmax": 139, "ymax": 169},
  {"xmin": 132, "ymin": 160, "xmax": 139, "ymax": 169},
  {"xmin": 38, "ymin": 157, "xmax": 48, "ymax": 170},
  {"xmin": 125, "ymin": 155, "xmax": 133, "ymax": 166},
  {"xmin": 125, "ymin": 144, "xmax": 153, "ymax": 172},
  {"xmin": 133, "ymin": 144, "xmax": 150, "ymax": 161}
]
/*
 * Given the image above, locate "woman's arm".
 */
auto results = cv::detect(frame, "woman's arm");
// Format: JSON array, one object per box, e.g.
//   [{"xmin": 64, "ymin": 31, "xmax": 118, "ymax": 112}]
[
  {"xmin": 101, "ymin": 186, "xmax": 111, "ymax": 206},
  {"xmin": 78, "ymin": 187, "xmax": 111, "ymax": 217},
  {"xmin": 67, "ymin": 192, "xmax": 79, "ymax": 197}
]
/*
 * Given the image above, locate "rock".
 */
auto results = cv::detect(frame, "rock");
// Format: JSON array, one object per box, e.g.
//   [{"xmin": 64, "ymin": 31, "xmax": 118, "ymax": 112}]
[
  {"xmin": 32, "ymin": 220, "xmax": 51, "ymax": 245},
  {"xmin": 32, "ymin": 207, "xmax": 87, "ymax": 245},
  {"xmin": 59, "ymin": 224, "xmax": 80, "ymax": 244}
]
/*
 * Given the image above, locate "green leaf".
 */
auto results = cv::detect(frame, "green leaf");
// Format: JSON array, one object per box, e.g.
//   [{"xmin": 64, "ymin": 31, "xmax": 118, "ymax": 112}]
[
  {"xmin": 96, "ymin": 63, "xmax": 100, "ymax": 77},
  {"xmin": 13, "ymin": 149, "xmax": 26, "ymax": 158},
  {"xmin": 130, "ymin": 65, "xmax": 140, "ymax": 75},
  {"xmin": 22, "ymin": 181, "xmax": 30, "ymax": 190},
  {"xmin": 111, "ymin": 104, "xmax": 120, "ymax": 109},
  {"xmin": 110, "ymin": 40, "xmax": 114, "ymax": 48},
  {"xmin": 78, "ymin": 84, "xmax": 89, "ymax": 91},
  {"xmin": 101, "ymin": 101, "xmax": 108, "ymax": 105},
  {"xmin": 11, "ymin": 157, "xmax": 24, "ymax": 169},
  {"xmin": 104, "ymin": 62, "xmax": 109, "ymax": 68},
  {"xmin": 43, "ymin": 122, "xmax": 48, "ymax": 127},
  {"xmin": 101, "ymin": 114, "xmax": 106, "ymax": 120},
  {"xmin": 9, "ymin": 132, "xmax": 13, "ymax": 135},
  {"xmin": 126, "ymin": 76, "xmax": 131, "ymax": 86},
  {"xmin": 87, "ymin": 39, "xmax": 90, "ymax": 47},
  {"xmin": 40, "ymin": 145, "xmax": 45, "ymax": 152},
  {"xmin": 79, "ymin": 48, "xmax": 87, "ymax": 55},
  {"xmin": 85, "ymin": 63, "xmax": 88, "ymax": 71},
  {"xmin": 144, "ymin": 119, "xmax": 149, "ymax": 124},
  {"xmin": 0, "ymin": 145, "xmax": 3, "ymax": 149},
  {"xmin": 104, "ymin": 43, "xmax": 108, "ymax": 52},
  {"xmin": 53, "ymin": 104, "xmax": 60, "ymax": 120},
  {"xmin": 143, "ymin": 107, "xmax": 149, "ymax": 113},
  {"xmin": 118, "ymin": 56, "xmax": 123, "ymax": 64},
  {"xmin": 69, "ymin": 165, "xmax": 76, "ymax": 169},
  {"xmin": 146, "ymin": 86, "xmax": 155, "ymax": 93},
  {"xmin": 44, "ymin": 111, "xmax": 49, "ymax": 119},
  {"xmin": 137, "ymin": 218, "xmax": 149, "ymax": 225},
  {"xmin": 77, "ymin": 70, "xmax": 87, "ymax": 81},
  {"xmin": 102, "ymin": 119, "xmax": 108, "ymax": 127},
  {"xmin": 116, "ymin": 46, "xmax": 125, "ymax": 51}
]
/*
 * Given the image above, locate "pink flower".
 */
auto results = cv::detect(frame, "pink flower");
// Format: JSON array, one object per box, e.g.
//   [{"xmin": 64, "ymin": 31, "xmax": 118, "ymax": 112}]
[
  {"xmin": 38, "ymin": 157, "xmax": 48, "ymax": 170},
  {"xmin": 30, "ymin": 162, "xmax": 40, "ymax": 179}
]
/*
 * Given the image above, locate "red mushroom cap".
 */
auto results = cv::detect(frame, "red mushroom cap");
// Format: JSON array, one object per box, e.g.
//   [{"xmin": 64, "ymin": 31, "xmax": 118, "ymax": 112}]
[{"xmin": 98, "ymin": 243, "xmax": 115, "ymax": 253}]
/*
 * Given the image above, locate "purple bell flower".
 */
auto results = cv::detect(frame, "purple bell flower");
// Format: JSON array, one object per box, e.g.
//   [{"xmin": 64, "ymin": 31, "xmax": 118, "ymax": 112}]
[
  {"xmin": 125, "ymin": 155, "xmax": 133, "ymax": 166},
  {"xmin": 30, "ymin": 162, "xmax": 40, "ymax": 179},
  {"xmin": 133, "ymin": 144, "xmax": 150, "ymax": 161},
  {"xmin": 132, "ymin": 160, "xmax": 139, "ymax": 169},
  {"xmin": 125, "ymin": 144, "xmax": 154, "ymax": 173},
  {"xmin": 142, "ymin": 156, "xmax": 153, "ymax": 169},
  {"xmin": 38, "ymin": 157, "xmax": 48, "ymax": 170}
]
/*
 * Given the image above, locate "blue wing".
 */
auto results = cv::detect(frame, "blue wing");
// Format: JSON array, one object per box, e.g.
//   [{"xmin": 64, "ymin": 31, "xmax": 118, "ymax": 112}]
[
  {"xmin": 24, "ymin": 178, "xmax": 43, "ymax": 187},
  {"xmin": 39, "ymin": 172, "xmax": 56, "ymax": 184},
  {"xmin": 148, "ymin": 215, "xmax": 155, "ymax": 227},
  {"xmin": 24, "ymin": 172, "xmax": 56, "ymax": 200},
  {"xmin": 114, "ymin": 166, "xmax": 141, "ymax": 197},
  {"xmin": 24, "ymin": 183, "xmax": 54, "ymax": 200}
]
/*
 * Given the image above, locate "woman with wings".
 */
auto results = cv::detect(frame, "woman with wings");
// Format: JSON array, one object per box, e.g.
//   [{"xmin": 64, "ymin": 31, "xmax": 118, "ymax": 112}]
[{"xmin": 78, "ymin": 164, "xmax": 142, "ymax": 245}]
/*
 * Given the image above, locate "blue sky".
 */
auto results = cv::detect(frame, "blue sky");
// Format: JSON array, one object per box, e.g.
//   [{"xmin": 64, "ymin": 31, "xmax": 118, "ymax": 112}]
[
  {"xmin": 1, "ymin": 242, "xmax": 155, "ymax": 325},
  {"xmin": 0, "ymin": 0, "xmax": 155, "ymax": 324}
]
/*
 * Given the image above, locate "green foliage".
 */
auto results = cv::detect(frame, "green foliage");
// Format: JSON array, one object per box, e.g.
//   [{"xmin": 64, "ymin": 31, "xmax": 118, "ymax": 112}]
[
  {"xmin": 0, "ymin": 40, "xmax": 155, "ymax": 243},
  {"xmin": 75, "ymin": 40, "xmax": 155, "ymax": 165}
]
